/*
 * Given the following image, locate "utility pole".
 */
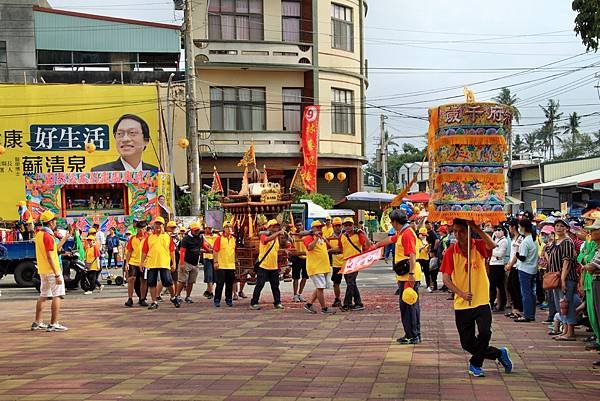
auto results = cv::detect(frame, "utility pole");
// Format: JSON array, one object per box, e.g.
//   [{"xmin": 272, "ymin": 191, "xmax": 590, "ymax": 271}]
[
  {"xmin": 380, "ymin": 114, "xmax": 388, "ymax": 192},
  {"xmin": 184, "ymin": 0, "xmax": 201, "ymax": 216}
]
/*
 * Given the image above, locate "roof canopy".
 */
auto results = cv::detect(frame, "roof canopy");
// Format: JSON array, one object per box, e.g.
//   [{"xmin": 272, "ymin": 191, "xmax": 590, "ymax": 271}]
[{"xmin": 523, "ymin": 170, "xmax": 600, "ymax": 190}]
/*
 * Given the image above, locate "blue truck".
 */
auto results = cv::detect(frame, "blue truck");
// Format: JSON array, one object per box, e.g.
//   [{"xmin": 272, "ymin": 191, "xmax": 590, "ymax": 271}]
[{"xmin": 0, "ymin": 240, "xmax": 37, "ymax": 287}]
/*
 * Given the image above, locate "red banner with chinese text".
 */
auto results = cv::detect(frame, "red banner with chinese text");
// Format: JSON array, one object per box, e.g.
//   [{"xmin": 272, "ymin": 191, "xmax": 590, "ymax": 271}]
[
  {"xmin": 340, "ymin": 247, "xmax": 383, "ymax": 275},
  {"xmin": 300, "ymin": 105, "xmax": 320, "ymax": 193}
]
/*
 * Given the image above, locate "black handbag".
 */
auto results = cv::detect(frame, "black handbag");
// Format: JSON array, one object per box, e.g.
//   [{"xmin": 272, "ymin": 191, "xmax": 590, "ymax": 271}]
[
  {"xmin": 393, "ymin": 259, "xmax": 410, "ymax": 276},
  {"xmin": 254, "ymin": 240, "xmax": 277, "ymax": 273}
]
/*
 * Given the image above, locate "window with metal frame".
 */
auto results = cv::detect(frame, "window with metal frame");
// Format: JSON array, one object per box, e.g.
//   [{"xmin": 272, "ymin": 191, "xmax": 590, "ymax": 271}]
[
  {"xmin": 331, "ymin": 3, "xmax": 353, "ymax": 52},
  {"xmin": 331, "ymin": 88, "xmax": 354, "ymax": 134},
  {"xmin": 208, "ymin": 0, "xmax": 263, "ymax": 41},
  {"xmin": 282, "ymin": 0, "xmax": 301, "ymax": 42},
  {"xmin": 210, "ymin": 87, "xmax": 266, "ymax": 131},
  {"xmin": 282, "ymin": 88, "xmax": 302, "ymax": 132},
  {"xmin": 0, "ymin": 41, "xmax": 7, "ymax": 64}
]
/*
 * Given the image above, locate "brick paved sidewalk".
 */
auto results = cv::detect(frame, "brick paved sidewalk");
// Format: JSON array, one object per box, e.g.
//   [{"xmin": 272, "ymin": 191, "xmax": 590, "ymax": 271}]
[{"xmin": 1, "ymin": 288, "xmax": 599, "ymax": 401}]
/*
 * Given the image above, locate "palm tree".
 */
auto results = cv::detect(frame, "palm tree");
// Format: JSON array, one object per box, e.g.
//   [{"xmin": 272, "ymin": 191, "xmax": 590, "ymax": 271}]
[
  {"xmin": 539, "ymin": 99, "xmax": 563, "ymax": 159},
  {"xmin": 524, "ymin": 131, "xmax": 541, "ymax": 155},
  {"xmin": 493, "ymin": 87, "xmax": 521, "ymax": 123},
  {"xmin": 512, "ymin": 134, "xmax": 526, "ymax": 155},
  {"xmin": 561, "ymin": 112, "xmax": 581, "ymax": 152}
]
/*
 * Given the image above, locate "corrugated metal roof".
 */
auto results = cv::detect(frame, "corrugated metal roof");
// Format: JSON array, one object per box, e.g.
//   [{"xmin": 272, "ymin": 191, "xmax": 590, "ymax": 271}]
[
  {"xmin": 34, "ymin": 7, "xmax": 181, "ymax": 53},
  {"xmin": 523, "ymin": 170, "xmax": 600, "ymax": 190}
]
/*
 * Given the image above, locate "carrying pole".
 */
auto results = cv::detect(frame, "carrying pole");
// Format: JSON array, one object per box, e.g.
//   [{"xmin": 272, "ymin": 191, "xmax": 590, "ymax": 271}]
[{"xmin": 467, "ymin": 224, "xmax": 472, "ymax": 306}]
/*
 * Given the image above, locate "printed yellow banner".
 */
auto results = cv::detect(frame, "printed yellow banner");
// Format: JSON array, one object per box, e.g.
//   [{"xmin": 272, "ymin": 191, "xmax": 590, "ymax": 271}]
[{"xmin": 0, "ymin": 84, "xmax": 161, "ymax": 221}]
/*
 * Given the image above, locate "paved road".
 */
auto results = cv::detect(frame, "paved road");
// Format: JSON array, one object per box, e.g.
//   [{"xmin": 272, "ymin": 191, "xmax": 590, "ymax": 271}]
[{"xmin": 2, "ymin": 285, "xmax": 600, "ymax": 401}]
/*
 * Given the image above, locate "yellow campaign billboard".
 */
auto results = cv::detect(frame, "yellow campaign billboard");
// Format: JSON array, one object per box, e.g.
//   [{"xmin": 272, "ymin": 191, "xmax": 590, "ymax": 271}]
[{"xmin": 0, "ymin": 84, "xmax": 161, "ymax": 221}]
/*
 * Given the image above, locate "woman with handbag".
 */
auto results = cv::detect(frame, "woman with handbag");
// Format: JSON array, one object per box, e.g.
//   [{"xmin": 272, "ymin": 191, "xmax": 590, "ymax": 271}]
[{"xmin": 546, "ymin": 217, "xmax": 579, "ymax": 340}]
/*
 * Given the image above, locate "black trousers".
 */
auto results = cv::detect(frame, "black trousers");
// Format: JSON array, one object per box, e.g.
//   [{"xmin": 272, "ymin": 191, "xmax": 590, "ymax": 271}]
[
  {"xmin": 214, "ymin": 269, "xmax": 235, "ymax": 303},
  {"xmin": 507, "ymin": 268, "xmax": 523, "ymax": 311},
  {"xmin": 418, "ymin": 259, "xmax": 431, "ymax": 288},
  {"xmin": 343, "ymin": 271, "xmax": 362, "ymax": 307},
  {"xmin": 251, "ymin": 268, "xmax": 281, "ymax": 306},
  {"xmin": 455, "ymin": 304, "xmax": 501, "ymax": 368},
  {"xmin": 398, "ymin": 283, "xmax": 421, "ymax": 339},
  {"xmin": 106, "ymin": 250, "xmax": 118, "ymax": 268},
  {"xmin": 87, "ymin": 271, "xmax": 99, "ymax": 291},
  {"xmin": 488, "ymin": 264, "xmax": 507, "ymax": 310}
]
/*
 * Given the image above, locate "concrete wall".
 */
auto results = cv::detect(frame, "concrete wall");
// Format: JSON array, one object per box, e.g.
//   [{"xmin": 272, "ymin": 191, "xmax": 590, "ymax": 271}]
[{"xmin": 0, "ymin": 1, "xmax": 37, "ymax": 83}]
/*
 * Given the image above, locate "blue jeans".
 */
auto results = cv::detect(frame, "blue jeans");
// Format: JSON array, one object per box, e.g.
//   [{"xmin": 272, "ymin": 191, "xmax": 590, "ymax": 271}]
[
  {"xmin": 552, "ymin": 280, "xmax": 578, "ymax": 325},
  {"xmin": 384, "ymin": 244, "xmax": 395, "ymax": 260},
  {"xmin": 398, "ymin": 283, "xmax": 421, "ymax": 339},
  {"xmin": 518, "ymin": 270, "xmax": 536, "ymax": 320}
]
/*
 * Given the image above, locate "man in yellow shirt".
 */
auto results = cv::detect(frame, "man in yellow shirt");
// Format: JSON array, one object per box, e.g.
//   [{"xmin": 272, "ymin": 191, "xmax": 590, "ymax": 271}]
[
  {"xmin": 328, "ymin": 217, "xmax": 345, "ymax": 307},
  {"xmin": 83, "ymin": 235, "xmax": 100, "ymax": 295},
  {"xmin": 124, "ymin": 220, "xmax": 148, "ymax": 307},
  {"xmin": 213, "ymin": 221, "xmax": 237, "ymax": 307},
  {"xmin": 202, "ymin": 225, "xmax": 218, "ymax": 299},
  {"xmin": 441, "ymin": 219, "xmax": 512, "ymax": 377},
  {"xmin": 322, "ymin": 216, "xmax": 334, "ymax": 238},
  {"xmin": 339, "ymin": 217, "xmax": 370, "ymax": 311},
  {"xmin": 374, "ymin": 209, "xmax": 421, "ymax": 344},
  {"xmin": 250, "ymin": 219, "xmax": 285, "ymax": 310},
  {"xmin": 32, "ymin": 210, "xmax": 67, "ymax": 332},
  {"xmin": 140, "ymin": 216, "xmax": 178, "ymax": 310},
  {"xmin": 303, "ymin": 220, "xmax": 336, "ymax": 314},
  {"xmin": 289, "ymin": 220, "xmax": 308, "ymax": 303}
]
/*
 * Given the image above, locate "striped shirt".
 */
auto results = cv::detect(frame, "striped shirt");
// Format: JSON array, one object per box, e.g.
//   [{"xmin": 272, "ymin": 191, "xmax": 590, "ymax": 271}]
[
  {"xmin": 589, "ymin": 249, "xmax": 600, "ymax": 280},
  {"xmin": 547, "ymin": 237, "xmax": 578, "ymax": 282}
]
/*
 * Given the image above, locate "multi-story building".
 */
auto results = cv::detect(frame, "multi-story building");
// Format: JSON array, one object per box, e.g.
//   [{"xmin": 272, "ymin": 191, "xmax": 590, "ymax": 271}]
[
  {"xmin": 191, "ymin": 0, "xmax": 368, "ymax": 200},
  {"xmin": 0, "ymin": 1, "xmax": 182, "ymax": 84}
]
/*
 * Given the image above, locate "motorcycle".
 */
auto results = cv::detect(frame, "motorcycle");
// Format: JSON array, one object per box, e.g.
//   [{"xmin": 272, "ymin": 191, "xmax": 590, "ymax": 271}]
[{"xmin": 33, "ymin": 252, "xmax": 92, "ymax": 292}]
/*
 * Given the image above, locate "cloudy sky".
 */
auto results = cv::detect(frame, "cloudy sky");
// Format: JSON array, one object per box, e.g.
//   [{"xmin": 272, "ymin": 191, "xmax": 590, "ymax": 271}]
[{"xmin": 49, "ymin": 0, "xmax": 600, "ymax": 160}]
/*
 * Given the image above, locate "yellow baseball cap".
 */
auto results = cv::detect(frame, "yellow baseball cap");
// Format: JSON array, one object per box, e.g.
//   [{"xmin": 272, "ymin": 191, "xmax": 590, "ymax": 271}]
[
  {"xmin": 267, "ymin": 219, "xmax": 280, "ymax": 227},
  {"xmin": 402, "ymin": 287, "xmax": 418, "ymax": 305},
  {"xmin": 88, "ymin": 227, "xmax": 97, "ymax": 234},
  {"xmin": 16, "ymin": 200, "xmax": 26, "ymax": 207},
  {"xmin": 223, "ymin": 221, "xmax": 232, "ymax": 228},
  {"xmin": 86, "ymin": 235, "xmax": 95, "ymax": 241},
  {"xmin": 343, "ymin": 217, "xmax": 354, "ymax": 224},
  {"xmin": 311, "ymin": 220, "xmax": 324, "ymax": 228},
  {"xmin": 418, "ymin": 227, "xmax": 428, "ymax": 235},
  {"xmin": 332, "ymin": 217, "xmax": 343, "ymax": 225},
  {"xmin": 39, "ymin": 210, "xmax": 56, "ymax": 223},
  {"xmin": 154, "ymin": 216, "xmax": 165, "ymax": 225},
  {"xmin": 167, "ymin": 220, "xmax": 177, "ymax": 228},
  {"xmin": 190, "ymin": 221, "xmax": 201, "ymax": 230}
]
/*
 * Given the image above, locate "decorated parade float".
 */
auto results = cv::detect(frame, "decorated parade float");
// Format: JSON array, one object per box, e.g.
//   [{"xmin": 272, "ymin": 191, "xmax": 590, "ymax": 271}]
[
  {"xmin": 24, "ymin": 170, "xmax": 174, "ymax": 235},
  {"xmin": 216, "ymin": 145, "xmax": 295, "ymax": 284}
]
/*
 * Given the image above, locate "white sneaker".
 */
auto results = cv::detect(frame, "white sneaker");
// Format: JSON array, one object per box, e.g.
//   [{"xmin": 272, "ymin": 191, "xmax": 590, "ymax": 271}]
[
  {"xmin": 31, "ymin": 321, "xmax": 48, "ymax": 331},
  {"xmin": 83, "ymin": 291, "xmax": 92, "ymax": 295},
  {"xmin": 298, "ymin": 294, "xmax": 307, "ymax": 302},
  {"xmin": 47, "ymin": 323, "xmax": 68, "ymax": 332},
  {"xmin": 292, "ymin": 294, "xmax": 300, "ymax": 302},
  {"xmin": 427, "ymin": 287, "xmax": 433, "ymax": 293},
  {"xmin": 99, "ymin": 285, "xmax": 105, "ymax": 292}
]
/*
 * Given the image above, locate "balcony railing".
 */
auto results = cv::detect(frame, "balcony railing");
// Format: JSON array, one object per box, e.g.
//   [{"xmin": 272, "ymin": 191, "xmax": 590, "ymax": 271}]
[
  {"xmin": 194, "ymin": 41, "xmax": 312, "ymax": 68},
  {"xmin": 199, "ymin": 130, "xmax": 302, "ymax": 156}
]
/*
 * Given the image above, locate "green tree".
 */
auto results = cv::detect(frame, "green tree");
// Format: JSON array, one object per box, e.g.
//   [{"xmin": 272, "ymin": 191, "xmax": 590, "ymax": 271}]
[
  {"xmin": 512, "ymin": 134, "xmax": 526, "ymax": 155},
  {"xmin": 524, "ymin": 131, "xmax": 541, "ymax": 155},
  {"xmin": 560, "ymin": 112, "xmax": 582, "ymax": 156},
  {"xmin": 294, "ymin": 191, "xmax": 335, "ymax": 210},
  {"xmin": 176, "ymin": 193, "xmax": 191, "ymax": 216},
  {"xmin": 538, "ymin": 99, "xmax": 563, "ymax": 159},
  {"xmin": 386, "ymin": 143, "xmax": 425, "ymax": 192},
  {"xmin": 493, "ymin": 87, "xmax": 521, "ymax": 123},
  {"xmin": 573, "ymin": 0, "xmax": 600, "ymax": 52}
]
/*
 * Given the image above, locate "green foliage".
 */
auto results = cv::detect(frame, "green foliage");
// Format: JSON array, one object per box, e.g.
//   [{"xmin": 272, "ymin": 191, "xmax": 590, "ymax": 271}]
[
  {"xmin": 493, "ymin": 87, "xmax": 521, "ymax": 124},
  {"xmin": 573, "ymin": 0, "xmax": 600, "ymax": 52},
  {"xmin": 386, "ymin": 143, "xmax": 426, "ymax": 191},
  {"xmin": 176, "ymin": 193, "xmax": 191, "ymax": 216},
  {"xmin": 512, "ymin": 134, "xmax": 526, "ymax": 155},
  {"xmin": 294, "ymin": 191, "xmax": 335, "ymax": 210}
]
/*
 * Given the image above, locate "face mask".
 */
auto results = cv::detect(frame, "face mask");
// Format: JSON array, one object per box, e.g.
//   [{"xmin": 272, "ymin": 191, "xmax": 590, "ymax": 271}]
[{"xmin": 541, "ymin": 236, "xmax": 548, "ymax": 244}]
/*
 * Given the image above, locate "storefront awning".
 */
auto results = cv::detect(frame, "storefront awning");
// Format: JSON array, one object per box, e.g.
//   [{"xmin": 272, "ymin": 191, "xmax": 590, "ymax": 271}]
[{"xmin": 522, "ymin": 170, "xmax": 600, "ymax": 190}]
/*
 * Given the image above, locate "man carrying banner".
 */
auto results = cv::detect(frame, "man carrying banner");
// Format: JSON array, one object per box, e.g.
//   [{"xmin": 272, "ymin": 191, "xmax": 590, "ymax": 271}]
[
  {"xmin": 328, "ymin": 217, "xmax": 345, "ymax": 307},
  {"xmin": 339, "ymin": 217, "xmax": 370, "ymax": 311},
  {"xmin": 303, "ymin": 221, "xmax": 336, "ymax": 314},
  {"xmin": 250, "ymin": 219, "xmax": 285, "ymax": 310},
  {"xmin": 374, "ymin": 209, "xmax": 421, "ymax": 344},
  {"xmin": 440, "ymin": 219, "xmax": 513, "ymax": 377}
]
